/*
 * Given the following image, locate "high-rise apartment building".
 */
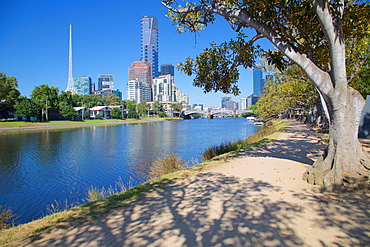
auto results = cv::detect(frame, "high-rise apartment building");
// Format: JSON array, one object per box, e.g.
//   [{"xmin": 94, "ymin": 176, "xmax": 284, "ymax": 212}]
[
  {"xmin": 160, "ymin": 63, "xmax": 174, "ymax": 76},
  {"xmin": 174, "ymin": 85, "xmax": 189, "ymax": 104},
  {"xmin": 73, "ymin": 75, "xmax": 92, "ymax": 95},
  {"xmin": 127, "ymin": 80, "xmax": 151, "ymax": 103},
  {"xmin": 253, "ymin": 67, "xmax": 265, "ymax": 96},
  {"xmin": 141, "ymin": 16, "xmax": 159, "ymax": 78},
  {"xmin": 98, "ymin": 74, "xmax": 114, "ymax": 91},
  {"xmin": 152, "ymin": 74, "xmax": 174, "ymax": 102}
]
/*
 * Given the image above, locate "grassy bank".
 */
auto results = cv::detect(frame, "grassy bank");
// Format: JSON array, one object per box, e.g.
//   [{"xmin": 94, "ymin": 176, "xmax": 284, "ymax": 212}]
[
  {"xmin": 0, "ymin": 117, "xmax": 182, "ymax": 130},
  {"xmin": 0, "ymin": 120, "xmax": 287, "ymax": 246}
]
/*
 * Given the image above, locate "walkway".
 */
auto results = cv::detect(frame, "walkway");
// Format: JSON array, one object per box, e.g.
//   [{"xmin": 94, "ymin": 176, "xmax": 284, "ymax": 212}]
[{"xmin": 27, "ymin": 120, "xmax": 370, "ymax": 246}]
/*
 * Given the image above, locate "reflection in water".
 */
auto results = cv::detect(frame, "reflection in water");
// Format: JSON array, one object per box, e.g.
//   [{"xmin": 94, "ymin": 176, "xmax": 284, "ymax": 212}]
[{"xmin": 0, "ymin": 119, "xmax": 261, "ymax": 224}]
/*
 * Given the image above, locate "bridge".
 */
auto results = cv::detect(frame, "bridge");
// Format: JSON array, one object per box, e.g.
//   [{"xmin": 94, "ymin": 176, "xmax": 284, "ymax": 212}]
[{"xmin": 182, "ymin": 109, "xmax": 252, "ymax": 119}]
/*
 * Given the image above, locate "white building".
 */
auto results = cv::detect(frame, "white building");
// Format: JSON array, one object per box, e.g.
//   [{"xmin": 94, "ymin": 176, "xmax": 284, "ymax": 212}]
[
  {"xmin": 152, "ymin": 74, "xmax": 174, "ymax": 102},
  {"xmin": 127, "ymin": 80, "xmax": 151, "ymax": 103},
  {"xmin": 238, "ymin": 98, "xmax": 247, "ymax": 110}
]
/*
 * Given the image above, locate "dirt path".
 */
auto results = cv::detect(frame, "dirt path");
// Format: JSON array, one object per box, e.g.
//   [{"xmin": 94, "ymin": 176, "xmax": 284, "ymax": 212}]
[{"xmin": 27, "ymin": 120, "xmax": 370, "ymax": 246}]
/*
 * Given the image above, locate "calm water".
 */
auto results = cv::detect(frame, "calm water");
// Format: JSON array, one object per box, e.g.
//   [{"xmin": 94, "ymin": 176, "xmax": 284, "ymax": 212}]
[{"xmin": 0, "ymin": 118, "xmax": 261, "ymax": 225}]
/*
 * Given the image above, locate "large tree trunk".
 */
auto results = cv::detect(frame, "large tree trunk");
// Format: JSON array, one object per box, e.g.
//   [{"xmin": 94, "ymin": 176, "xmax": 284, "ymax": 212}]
[{"xmin": 304, "ymin": 86, "xmax": 370, "ymax": 190}]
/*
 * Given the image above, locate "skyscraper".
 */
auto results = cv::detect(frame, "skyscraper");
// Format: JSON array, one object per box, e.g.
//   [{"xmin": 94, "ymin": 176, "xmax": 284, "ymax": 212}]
[
  {"xmin": 74, "ymin": 75, "xmax": 92, "ymax": 95},
  {"xmin": 160, "ymin": 63, "xmax": 174, "ymax": 76},
  {"xmin": 128, "ymin": 61, "xmax": 153, "ymax": 87},
  {"xmin": 141, "ymin": 16, "xmax": 159, "ymax": 78},
  {"xmin": 253, "ymin": 67, "xmax": 265, "ymax": 96},
  {"xmin": 66, "ymin": 24, "xmax": 76, "ymax": 93}
]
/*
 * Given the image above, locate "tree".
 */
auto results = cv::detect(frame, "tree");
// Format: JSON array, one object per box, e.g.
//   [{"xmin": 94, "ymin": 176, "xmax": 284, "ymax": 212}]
[
  {"xmin": 125, "ymin": 100, "xmax": 139, "ymax": 118},
  {"xmin": 349, "ymin": 59, "xmax": 370, "ymax": 99},
  {"xmin": 30, "ymin": 84, "xmax": 59, "ymax": 121},
  {"xmin": 82, "ymin": 94, "xmax": 106, "ymax": 107},
  {"xmin": 60, "ymin": 105, "xmax": 78, "ymax": 120},
  {"xmin": 106, "ymin": 93, "xmax": 122, "ymax": 105},
  {"xmin": 137, "ymin": 102, "xmax": 150, "ymax": 117},
  {"xmin": 0, "ymin": 73, "xmax": 21, "ymax": 118},
  {"xmin": 171, "ymin": 103, "xmax": 183, "ymax": 111},
  {"xmin": 255, "ymin": 65, "xmax": 319, "ymax": 120},
  {"xmin": 14, "ymin": 98, "xmax": 39, "ymax": 121},
  {"xmin": 111, "ymin": 107, "xmax": 122, "ymax": 119},
  {"xmin": 152, "ymin": 101, "xmax": 165, "ymax": 117},
  {"xmin": 163, "ymin": 0, "xmax": 370, "ymax": 189}
]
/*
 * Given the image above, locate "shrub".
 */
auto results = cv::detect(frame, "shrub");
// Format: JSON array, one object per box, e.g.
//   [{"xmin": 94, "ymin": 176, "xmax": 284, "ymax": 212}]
[
  {"xmin": 0, "ymin": 206, "xmax": 15, "ymax": 230},
  {"xmin": 149, "ymin": 154, "xmax": 185, "ymax": 179},
  {"xmin": 87, "ymin": 186, "xmax": 101, "ymax": 202}
]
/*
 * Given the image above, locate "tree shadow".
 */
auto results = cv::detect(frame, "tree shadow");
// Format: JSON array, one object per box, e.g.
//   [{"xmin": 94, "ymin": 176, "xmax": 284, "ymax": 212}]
[
  {"xmin": 28, "ymin": 172, "xmax": 370, "ymax": 246},
  {"xmin": 238, "ymin": 121, "xmax": 326, "ymax": 165}
]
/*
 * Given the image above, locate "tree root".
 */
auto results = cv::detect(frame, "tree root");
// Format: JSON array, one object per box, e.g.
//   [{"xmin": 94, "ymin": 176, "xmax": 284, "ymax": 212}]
[{"xmin": 303, "ymin": 154, "xmax": 370, "ymax": 191}]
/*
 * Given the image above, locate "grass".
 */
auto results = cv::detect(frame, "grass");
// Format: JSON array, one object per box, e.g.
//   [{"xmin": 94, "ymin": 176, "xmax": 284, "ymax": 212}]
[
  {"xmin": 0, "ymin": 119, "xmax": 287, "ymax": 247},
  {"xmin": 0, "ymin": 118, "xmax": 182, "ymax": 129},
  {"xmin": 149, "ymin": 154, "xmax": 185, "ymax": 179}
]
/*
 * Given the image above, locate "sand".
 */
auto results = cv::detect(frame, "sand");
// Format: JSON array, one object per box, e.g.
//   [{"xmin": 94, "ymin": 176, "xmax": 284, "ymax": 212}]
[{"xmin": 26, "ymin": 120, "xmax": 370, "ymax": 246}]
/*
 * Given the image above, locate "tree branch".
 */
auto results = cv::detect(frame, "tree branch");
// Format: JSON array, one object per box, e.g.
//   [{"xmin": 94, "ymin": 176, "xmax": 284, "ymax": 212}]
[{"xmin": 163, "ymin": 1, "xmax": 334, "ymax": 96}]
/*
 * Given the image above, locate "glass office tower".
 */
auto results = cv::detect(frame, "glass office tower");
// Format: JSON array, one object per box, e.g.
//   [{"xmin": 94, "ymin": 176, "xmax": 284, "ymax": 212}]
[{"xmin": 73, "ymin": 75, "xmax": 92, "ymax": 95}]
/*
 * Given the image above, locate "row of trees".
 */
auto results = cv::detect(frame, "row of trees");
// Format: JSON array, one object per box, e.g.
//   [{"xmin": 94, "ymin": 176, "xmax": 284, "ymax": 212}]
[
  {"xmin": 254, "ymin": 58, "xmax": 370, "ymax": 124},
  {"xmin": 0, "ymin": 73, "xmax": 185, "ymax": 121}
]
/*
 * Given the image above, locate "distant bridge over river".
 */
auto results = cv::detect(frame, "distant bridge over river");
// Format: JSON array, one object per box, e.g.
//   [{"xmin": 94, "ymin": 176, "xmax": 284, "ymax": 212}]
[{"xmin": 183, "ymin": 109, "xmax": 252, "ymax": 119}]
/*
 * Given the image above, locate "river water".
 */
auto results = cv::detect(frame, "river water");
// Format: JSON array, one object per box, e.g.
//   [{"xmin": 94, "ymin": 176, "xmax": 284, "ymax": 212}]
[{"xmin": 0, "ymin": 118, "xmax": 261, "ymax": 225}]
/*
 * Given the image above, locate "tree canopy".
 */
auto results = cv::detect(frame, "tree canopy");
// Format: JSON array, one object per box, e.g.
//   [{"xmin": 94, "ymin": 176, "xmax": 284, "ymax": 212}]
[
  {"xmin": 163, "ymin": 0, "xmax": 370, "ymax": 189},
  {"xmin": 0, "ymin": 73, "xmax": 21, "ymax": 118},
  {"xmin": 255, "ymin": 65, "xmax": 319, "ymax": 119}
]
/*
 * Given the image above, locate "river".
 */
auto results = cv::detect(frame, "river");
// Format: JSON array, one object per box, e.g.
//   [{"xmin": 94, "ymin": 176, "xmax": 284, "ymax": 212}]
[{"xmin": 0, "ymin": 118, "xmax": 261, "ymax": 225}]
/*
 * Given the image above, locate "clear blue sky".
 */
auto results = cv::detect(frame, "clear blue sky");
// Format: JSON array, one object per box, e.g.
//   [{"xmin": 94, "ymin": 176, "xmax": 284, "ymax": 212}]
[{"xmin": 0, "ymin": 0, "xmax": 272, "ymax": 108}]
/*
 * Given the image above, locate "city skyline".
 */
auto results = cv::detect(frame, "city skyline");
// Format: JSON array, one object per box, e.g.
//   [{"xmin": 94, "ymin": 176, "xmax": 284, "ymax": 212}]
[{"xmin": 0, "ymin": 0, "xmax": 272, "ymax": 107}]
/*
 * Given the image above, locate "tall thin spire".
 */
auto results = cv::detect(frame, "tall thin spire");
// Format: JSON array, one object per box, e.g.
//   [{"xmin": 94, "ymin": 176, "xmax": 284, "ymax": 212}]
[{"xmin": 66, "ymin": 24, "xmax": 75, "ymax": 93}]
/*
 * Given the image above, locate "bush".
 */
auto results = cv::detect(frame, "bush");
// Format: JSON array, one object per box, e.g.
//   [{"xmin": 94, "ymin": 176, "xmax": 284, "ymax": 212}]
[
  {"xmin": 0, "ymin": 206, "xmax": 15, "ymax": 230},
  {"xmin": 87, "ymin": 186, "xmax": 101, "ymax": 202},
  {"xmin": 149, "ymin": 154, "xmax": 185, "ymax": 179}
]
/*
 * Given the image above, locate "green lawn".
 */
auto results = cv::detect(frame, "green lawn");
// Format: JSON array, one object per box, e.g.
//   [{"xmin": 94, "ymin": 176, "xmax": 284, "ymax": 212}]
[{"xmin": 0, "ymin": 118, "xmax": 180, "ymax": 128}]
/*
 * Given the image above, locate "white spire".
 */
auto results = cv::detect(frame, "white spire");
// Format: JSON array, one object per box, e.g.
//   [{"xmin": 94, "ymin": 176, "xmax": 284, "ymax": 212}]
[{"xmin": 66, "ymin": 24, "xmax": 76, "ymax": 93}]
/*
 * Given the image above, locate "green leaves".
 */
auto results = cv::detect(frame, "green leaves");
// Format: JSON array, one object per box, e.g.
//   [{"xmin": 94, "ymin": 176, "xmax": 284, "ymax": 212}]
[
  {"xmin": 255, "ymin": 64, "xmax": 319, "ymax": 119},
  {"xmin": 178, "ymin": 33, "xmax": 257, "ymax": 96}
]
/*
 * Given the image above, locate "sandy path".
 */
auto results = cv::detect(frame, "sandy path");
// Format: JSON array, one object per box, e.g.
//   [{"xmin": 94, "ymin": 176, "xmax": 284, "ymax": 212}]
[{"xmin": 27, "ymin": 120, "xmax": 370, "ymax": 246}]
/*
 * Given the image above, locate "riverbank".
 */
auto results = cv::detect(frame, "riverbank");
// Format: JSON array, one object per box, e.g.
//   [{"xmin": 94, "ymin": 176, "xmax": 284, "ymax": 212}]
[
  {"xmin": 0, "ymin": 118, "xmax": 182, "ymax": 132},
  {"xmin": 1, "ymin": 120, "xmax": 369, "ymax": 246}
]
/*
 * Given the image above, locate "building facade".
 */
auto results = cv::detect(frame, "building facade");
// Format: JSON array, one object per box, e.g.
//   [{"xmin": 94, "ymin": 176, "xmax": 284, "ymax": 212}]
[
  {"xmin": 238, "ymin": 98, "xmax": 247, "ymax": 110},
  {"xmin": 247, "ymin": 94, "xmax": 259, "ymax": 108},
  {"xmin": 128, "ymin": 61, "xmax": 153, "ymax": 87},
  {"xmin": 141, "ymin": 16, "xmax": 159, "ymax": 78},
  {"xmin": 127, "ymin": 80, "xmax": 151, "ymax": 103},
  {"xmin": 152, "ymin": 74, "xmax": 174, "ymax": 102},
  {"xmin": 253, "ymin": 67, "xmax": 265, "ymax": 96},
  {"xmin": 160, "ymin": 63, "xmax": 174, "ymax": 76},
  {"xmin": 221, "ymin": 96, "xmax": 231, "ymax": 109},
  {"xmin": 98, "ymin": 74, "xmax": 114, "ymax": 91},
  {"xmin": 73, "ymin": 75, "xmax": 92, "ymax": 95}
]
